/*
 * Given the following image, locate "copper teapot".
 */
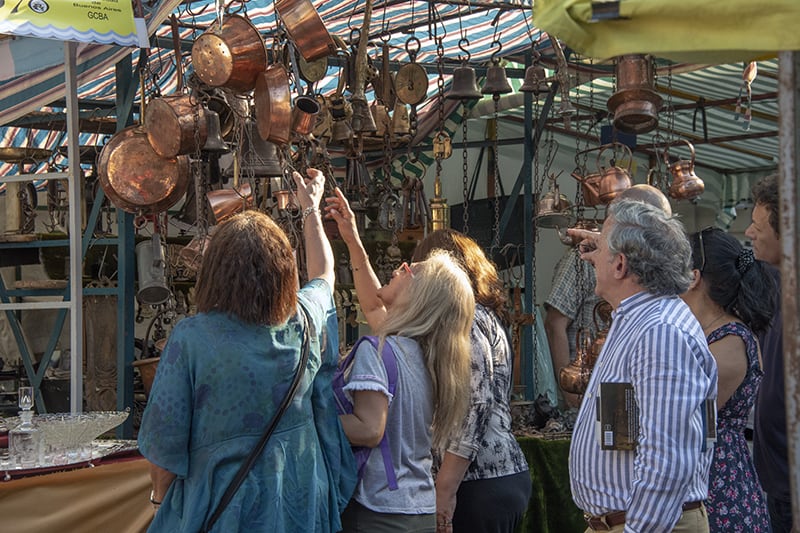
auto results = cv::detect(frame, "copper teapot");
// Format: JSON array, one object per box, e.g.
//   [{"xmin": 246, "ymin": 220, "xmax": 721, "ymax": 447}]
[
  {"xmin": 570, "ymin": 167, "xmax": 603, "ymax": 207},
  {"xmin": 559, "ymin": 328, "xmax": 595, "ymax": 395},
  {"xmin": 665, "ymin": 139, "xmax": 705, "ymax": 201},
  {"xmin": 577, "ymin": 143, "xmax": 633, "ymax": 204}
]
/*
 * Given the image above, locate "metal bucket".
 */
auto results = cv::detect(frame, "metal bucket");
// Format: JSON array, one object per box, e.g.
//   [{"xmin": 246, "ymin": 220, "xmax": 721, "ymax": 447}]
[{"xmin": 135, "ymin": 234, "xmax": 171, "ymax": 306}]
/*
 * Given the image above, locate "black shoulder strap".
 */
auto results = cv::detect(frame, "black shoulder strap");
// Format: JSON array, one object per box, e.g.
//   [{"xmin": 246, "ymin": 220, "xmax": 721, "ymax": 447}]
[{"xmin": 200, "ymin": 304, "xmax": 312, "ymax": 533}]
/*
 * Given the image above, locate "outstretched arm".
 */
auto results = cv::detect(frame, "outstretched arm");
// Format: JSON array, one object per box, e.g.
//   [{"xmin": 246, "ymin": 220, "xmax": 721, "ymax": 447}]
[
  {"xmin": 324, "ymin": 187, "xmax": 387, "ymax": 329},
  {"xmin": 295, "ymin": 168, "xmax": 334, "ymax": 290}
]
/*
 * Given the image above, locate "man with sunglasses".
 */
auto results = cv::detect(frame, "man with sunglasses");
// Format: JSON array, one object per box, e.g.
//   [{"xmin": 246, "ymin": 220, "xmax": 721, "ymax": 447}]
[{"xmin": 745, "ymin": 173, "xmax": 793, "ymax": 533}]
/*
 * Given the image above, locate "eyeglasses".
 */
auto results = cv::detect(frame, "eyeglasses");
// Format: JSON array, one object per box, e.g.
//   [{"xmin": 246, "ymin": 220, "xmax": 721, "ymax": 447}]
[
  {"xmin": 697, "ymin": 226, "xmax": 715, "ymax": 272},
  {"xmin": 395, "ymin": 261, "xmax": 415, "ymax": 278}
]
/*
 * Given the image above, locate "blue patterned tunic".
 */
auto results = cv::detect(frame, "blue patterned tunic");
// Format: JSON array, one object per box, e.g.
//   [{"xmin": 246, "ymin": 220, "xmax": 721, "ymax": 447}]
[{"xmin": 138, "ymin": 279, "xmax": 357, "ymax": 532}]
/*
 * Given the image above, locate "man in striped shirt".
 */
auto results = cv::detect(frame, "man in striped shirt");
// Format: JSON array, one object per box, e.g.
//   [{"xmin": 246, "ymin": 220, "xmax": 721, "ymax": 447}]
[{"xmin": 569, "ymin": 200, "xmax": 718, "ymax": 532}]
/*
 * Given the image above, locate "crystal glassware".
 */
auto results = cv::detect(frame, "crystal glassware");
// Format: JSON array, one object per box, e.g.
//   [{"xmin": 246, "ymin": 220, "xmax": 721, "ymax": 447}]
[{"xmin": 9, "ymin": 387, "xmax": 43, "ymax": 468}]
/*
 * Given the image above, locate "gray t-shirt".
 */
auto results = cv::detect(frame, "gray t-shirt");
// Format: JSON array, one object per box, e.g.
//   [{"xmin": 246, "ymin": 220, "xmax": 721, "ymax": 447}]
[{"xmin": 343, "ymin": 335, "xmax": 435, "ymax": 514}]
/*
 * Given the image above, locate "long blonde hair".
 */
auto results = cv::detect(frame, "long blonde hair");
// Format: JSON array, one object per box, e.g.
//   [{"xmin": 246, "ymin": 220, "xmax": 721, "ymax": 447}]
[{"xmin": 378, "ymin": 251, "xmax": 474, "ymax": 449}]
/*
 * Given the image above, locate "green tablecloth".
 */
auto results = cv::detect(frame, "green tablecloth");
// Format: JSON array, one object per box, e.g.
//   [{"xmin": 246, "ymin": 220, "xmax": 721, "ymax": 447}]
[{"xmin": 516, "ymin": 437, "xmax": 584, "ymax": 533}]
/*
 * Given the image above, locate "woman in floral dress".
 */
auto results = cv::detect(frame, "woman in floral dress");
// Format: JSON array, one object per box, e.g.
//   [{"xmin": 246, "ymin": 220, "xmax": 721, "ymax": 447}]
[{"xmin": 682, "ymin": 227, "xmax": 776, "ymax": 532}]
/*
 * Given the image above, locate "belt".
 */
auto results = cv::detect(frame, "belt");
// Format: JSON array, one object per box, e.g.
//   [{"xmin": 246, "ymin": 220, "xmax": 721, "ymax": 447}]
[{"xmin": 584, "ymin": 501, "xmax": 703, "ymax": 531}]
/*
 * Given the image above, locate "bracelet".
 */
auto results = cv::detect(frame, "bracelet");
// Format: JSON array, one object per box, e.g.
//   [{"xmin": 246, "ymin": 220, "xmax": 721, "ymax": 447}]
[
  {"xmin": 301, "ymin": 206, "xmax": 319, "ymax": 223},
  {"xmin": 150, "ymin": 489, "xmax": 162, "ymax": 505}
]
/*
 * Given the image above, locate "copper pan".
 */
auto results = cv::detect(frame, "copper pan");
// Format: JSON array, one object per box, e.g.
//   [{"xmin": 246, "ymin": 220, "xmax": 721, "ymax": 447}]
[
  {"xmin": 145, "ymin": 94, "xmax": 208, "ymax": 158},
  {"xmin": 275, "ymin": 0, "xmax": 336, "ymax": 62},
  {"xmin": 97, "ymin": 126, "xmax": 190, "ymax": 214},
  {"xmin": 254, "ymin": 64, "xmax": 292, "ymax": 145},
  {"xmin": 191, "ymin": 14, "xmax": 267, "ymax": 93}
]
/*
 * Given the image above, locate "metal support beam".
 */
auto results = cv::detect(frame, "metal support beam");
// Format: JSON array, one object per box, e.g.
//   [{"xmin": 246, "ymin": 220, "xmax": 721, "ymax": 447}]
[
  {"xmin": 777, "ymin": 49, "xmax": 800, "ymax": 526},
  {"xmin": 65, "ymin": 41, "xmax": 84, "ymax": 413}
]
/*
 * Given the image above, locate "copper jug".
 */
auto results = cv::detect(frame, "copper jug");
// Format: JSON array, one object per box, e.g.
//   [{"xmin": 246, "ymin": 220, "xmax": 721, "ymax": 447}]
[
  {"xmin": 665, "ymin": 140, "xmax": 705, "ymax": 201},
  {"xmin": 589, "ymin": 300, "xmax": 613, "ymax": 362},
  {"xmin": 607, "ymin": 54, "xmax": 662, "ymax": 134},
  {"xmin": 559, "ymin": 328, "xmax": 595, "ymax": 395},
  {"xmin": 596, "ymin": 143, "xmax": 633, "ymax": 203}
]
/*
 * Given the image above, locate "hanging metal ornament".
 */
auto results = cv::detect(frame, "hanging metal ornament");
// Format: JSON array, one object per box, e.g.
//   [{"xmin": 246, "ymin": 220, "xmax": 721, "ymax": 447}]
[
  {"xmin": 446, "ymin": 38, "xmax": 482, "ymax": 101},
  {"xmin": 481, "ymin": 41, "xmax": 513, "ymax": 96},
  {"xmin": 395, "ymin": 36, "xmax": 428, "ymax": 106}
]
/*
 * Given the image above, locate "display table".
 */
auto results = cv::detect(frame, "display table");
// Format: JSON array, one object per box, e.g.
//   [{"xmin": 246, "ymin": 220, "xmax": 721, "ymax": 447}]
[
  {"xmin": 0, "ymin": 449, "xmax": 152, "ymax": 533},
  {"xmin": 516, "ymin": 436, "xmax": 584, "ymax": 533}
]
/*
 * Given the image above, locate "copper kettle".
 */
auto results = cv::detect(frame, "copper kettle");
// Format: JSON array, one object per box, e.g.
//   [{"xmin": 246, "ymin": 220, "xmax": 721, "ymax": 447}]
[
  {"xmin": 559, "ymin": 328, "xmax": 595, "ymax": 395},
  {"xmin": 589, "ymin": 300, "xmax": 613, "ymax": 362},
  {"xmin": 570, "ymin": 167, "xmax": 603, "ymax": 207},
  {"xmin": 665, "ymin": 140, "xmax": 705, "ymax": 201},
  {"xmin": 596, "ymin": 143, "xmax": 633, "ymax": 203}
]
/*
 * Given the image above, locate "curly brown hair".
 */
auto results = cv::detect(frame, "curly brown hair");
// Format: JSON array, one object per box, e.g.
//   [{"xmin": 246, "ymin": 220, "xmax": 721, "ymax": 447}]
[
  {"xmin": 195, "ymin": 210, "xmax": 298, "ymax": 325},
  {"xmin": 412, "ymin": 229, "xmax": 509, "ymax": 325}
]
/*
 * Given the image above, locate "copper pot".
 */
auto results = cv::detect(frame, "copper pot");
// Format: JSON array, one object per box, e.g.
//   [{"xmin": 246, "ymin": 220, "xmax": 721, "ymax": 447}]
[
  {"xmin": 666, "ymin": 140, "xmax": 705, "ymax": 201},
  {"xmin": 98, "ymin": 126, "xmax": 190, "ymax": 214},
  {"xmin": 145, "ymin": 94, "xmax": 208, "ymax": 158},
  {"xmin": 191, "ymin": 14, "xmax": 267, "ymax": 93},
  {"xmin": 274, "ymin": 0, "xmax": 336, "ymax": 62},
  {"xmin": 254, "ymin": 64, "xmax": 292, "ymax": 145},
  {"xmin": 607, "ymin": 55, "xmax": 662, "ymax": 134},
  {"xmin": 207, "ymin": 182, "xmax": 254, "ymax": 224}
]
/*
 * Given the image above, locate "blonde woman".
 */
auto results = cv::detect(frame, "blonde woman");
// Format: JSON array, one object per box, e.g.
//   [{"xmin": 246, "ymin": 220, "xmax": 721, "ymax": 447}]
[{"xmin": 326, "ymin": 188, "xmax": 474, "ymax": 533}]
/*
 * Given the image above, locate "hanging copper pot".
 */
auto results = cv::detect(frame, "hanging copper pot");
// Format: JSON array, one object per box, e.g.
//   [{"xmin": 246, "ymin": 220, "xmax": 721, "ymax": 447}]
[
  {"xmin": 207, "ymin": 182, "xmax": 254, "ymax": 224},
  {"xmin": 666, "ymin": 139, "xmax": 705, "ymax": 201},
  {"xmin": 145, "ymin": 94, "xmax": 208, "ymax": 158},
  {"xmin": 274, "ymin": 0, "xmax": 336, "ymax": 62},
  {"xmin": 607, "ymin": 54, "xmax": 663, "ymax": 134},
  {"xmin": 191, "ymin": 14, "xmax": 267, "ymax": 93},
  {"xmin": 254, "ymin": 64, "xmax": 292, "ymax": 145},
  {"xmin": 559, "ymin": 328, "xmax": 595, "ymax": 395},
  {"xmin": 97, "ymin": 126, "xmax": 190, "ymax": 214}
]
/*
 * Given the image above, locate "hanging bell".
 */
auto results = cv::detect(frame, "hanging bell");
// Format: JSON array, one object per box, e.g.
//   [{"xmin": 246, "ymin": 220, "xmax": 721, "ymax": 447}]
[
  {"xmin": 391, "ymin": 102, "xmax": 410, "ymax": 136},
  {"xmin": 331, "ymin": 118, "xmax": 353, "ymax": 145},
  {"xmin": 224, "ymin": 121, "xmax": 283, "ymax": 178},
  {"xmin": 446, "ymin": 65, "xmax": 482, "ymax": 100},
  {"xmin": 350, "ymin": 97, "xmax": 377, "ymax": 134},
  {"xmin": 519, "ymin": 65, "xmax": 550, "ymax": 94},
  {"xmin": 558, "ymin": 97, "xmax": 577, "ymax": 117},
  {"xmin": 481, "ymin": 63, "xmax": 513, "ymax": 96},
  {"xmin": 202, "ymin": 108, "xmax": 229, "ymax": 153},
  {"xmin": 370, "ymin": 100, "xmax": 390, "ymax": 138}
]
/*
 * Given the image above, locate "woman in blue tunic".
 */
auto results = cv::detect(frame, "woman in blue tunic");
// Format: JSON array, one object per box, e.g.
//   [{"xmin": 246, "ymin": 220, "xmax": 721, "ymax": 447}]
[
  {"xmin": 138, "ymin": 168, "xmax": 357, "ymax": 532},
  {"xmin": 682, "ymin": 227, "xmax": 776, "ymax": 532}
]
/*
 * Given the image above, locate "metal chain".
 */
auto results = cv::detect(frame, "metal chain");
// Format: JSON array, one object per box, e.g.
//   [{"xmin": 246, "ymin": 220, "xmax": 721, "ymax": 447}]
[
  {"xmin": 192, "ymin": 99, "xmax": 209, "ymax": 238},
  {"xmin": 491, "ymin": 97, "xmax": 501, "ymax": 251},
  {"xmin": 461, "ymin": 105, "xmax": 469, "ymax": 235}
]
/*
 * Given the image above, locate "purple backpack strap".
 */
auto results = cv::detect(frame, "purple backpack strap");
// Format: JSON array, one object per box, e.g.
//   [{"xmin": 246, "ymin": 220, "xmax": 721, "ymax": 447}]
[{"xmin": 336, "ymin": 336, "xmax": 399, "ymax": 491}]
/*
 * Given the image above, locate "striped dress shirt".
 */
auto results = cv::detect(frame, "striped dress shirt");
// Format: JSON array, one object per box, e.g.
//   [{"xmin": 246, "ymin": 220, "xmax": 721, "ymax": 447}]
[{"xmin": 569, "ymin": 291, "xmax": 717, "ymax": 532}]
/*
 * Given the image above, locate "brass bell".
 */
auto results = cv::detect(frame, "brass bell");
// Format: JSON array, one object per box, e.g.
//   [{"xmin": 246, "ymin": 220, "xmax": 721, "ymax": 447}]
[
  {"xmin": 370, "ymin": 100, "xmax": 390, "ymax": 137},
  {"xmin": 481, "ymin": 63, "xmax": 513, "ymax": 96},
  {"xmin": 391, "ymin": 102, "xmax": 410, "ymax": 136},
  {"xmin": 331, "ymin": 118, "xmax": 353, "ymax": 145},
  {"xmin": 202, "ymin": 108, "xmax": 229, "ymax": 153},
  {"xmin": 350, "ymin": 97, "xmax": 377, "ymax": 133},
  {"xmin": 446, "ymin": 65, "xmax": 482, "ymax": 100},
  {"xmin": 519, "ymin": 65, "xmax": 550, "ymax": 94},
  {"xmin": 225, "ymin": 121, "xmax": 283, "ymax": 178}
]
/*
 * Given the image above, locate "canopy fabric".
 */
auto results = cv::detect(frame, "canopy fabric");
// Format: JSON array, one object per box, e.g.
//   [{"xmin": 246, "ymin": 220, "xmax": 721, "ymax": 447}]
[{"xmin": 534, "ymin": 0, "xmax": 800, "ymax": 63}]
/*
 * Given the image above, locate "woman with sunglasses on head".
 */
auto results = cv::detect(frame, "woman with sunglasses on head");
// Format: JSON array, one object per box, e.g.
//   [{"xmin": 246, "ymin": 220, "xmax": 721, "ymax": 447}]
[
  {"xmin": 411, "ymin": 229, "xmax": 530, "ymax": 533},
  {"xmin": 325, "ymin": 188, "xmax": 475, "ymax": 533},
  {"xmin": 682, "ymin": 227, "xmax": 776, "ymax": 532}
]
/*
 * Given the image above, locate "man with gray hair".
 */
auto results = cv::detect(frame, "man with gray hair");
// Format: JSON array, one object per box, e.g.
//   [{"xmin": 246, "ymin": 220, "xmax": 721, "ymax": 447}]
[{"xmin": 569, "ymin": 200, "xmax": 718, "ymax": 532}]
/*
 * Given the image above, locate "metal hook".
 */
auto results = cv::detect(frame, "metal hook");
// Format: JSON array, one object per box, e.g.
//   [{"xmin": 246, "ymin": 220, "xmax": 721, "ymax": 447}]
[
  {"xmin": 489, "ymin": 40, "xmax": 503, "ymax": 63},
  {"xmin": 457, "ymin": 37, "xmax": 471, "ymax": 63}
]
